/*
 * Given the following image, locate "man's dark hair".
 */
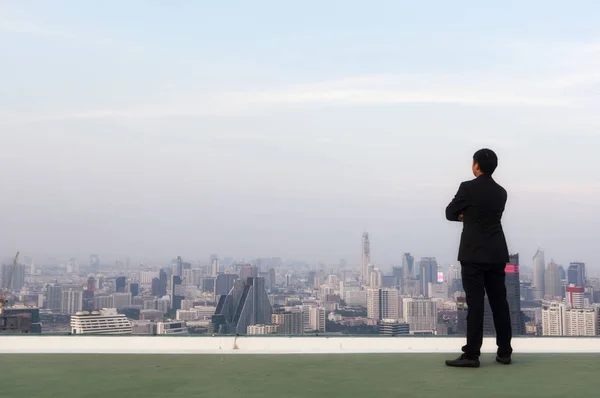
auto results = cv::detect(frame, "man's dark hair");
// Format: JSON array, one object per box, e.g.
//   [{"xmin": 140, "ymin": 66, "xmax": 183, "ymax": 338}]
[{"xmin": 473, "ymin": 148, "xmax": 498, "ymax": 175}]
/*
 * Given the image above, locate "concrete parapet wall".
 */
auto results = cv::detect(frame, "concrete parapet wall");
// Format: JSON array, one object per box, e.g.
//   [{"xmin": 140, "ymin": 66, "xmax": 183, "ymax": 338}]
[{"xmin": 1, "ymin": 336, "xmax": 599, "ymax": 354}]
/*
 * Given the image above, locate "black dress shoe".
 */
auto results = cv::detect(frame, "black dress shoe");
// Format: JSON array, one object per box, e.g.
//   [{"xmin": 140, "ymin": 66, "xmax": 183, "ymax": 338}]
[
  {"xmin": 496, "ymin": 355, "xmax": 512, "ymax": 365},
  {"xmin": 445, "ymin": 354, "xmax": 480, "ymax": 368}
]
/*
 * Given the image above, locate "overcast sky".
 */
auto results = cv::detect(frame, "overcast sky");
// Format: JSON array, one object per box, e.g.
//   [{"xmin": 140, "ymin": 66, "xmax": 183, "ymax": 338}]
[{"xmin": 1, "ymin": 1, "xmax": 599, "ymax": 271}]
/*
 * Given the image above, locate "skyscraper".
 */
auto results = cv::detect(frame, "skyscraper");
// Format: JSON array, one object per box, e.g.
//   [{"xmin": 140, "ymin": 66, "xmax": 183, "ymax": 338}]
[
  {"xmin": 212, "ymin": 277, "xmax": 273, "ymax": 334},
  {"xmin": 173, "ymin": 256, "xmax": 184, "ymax": 277},
  {"xmin": 171, "ymin": 275, "xmax": 184, "ymax": 312},
  {"xmin": 402, "ymin": 253, "xmax": 414, "ymax": 280},
  {"xmin": 367, "ymin": 288, "xmax": 399, "ymax": 320},
  {"xmin": 1, "ymin": 264, "xmax": 26, "ymax": 291},
  {"xmin": 420, "ymin": 257, "xmax": 437, "ymax": 297},
  {"xmin": 361, "ymin": 232, "xmax": 371, "ymax": 285},
  {"xmin": 115, "ymin": 276, "xmax": 126, "ymax": 293},
  {"xmin": 211, "ymin": 255, "xmax": 219, "ymax": 277},
  {"xmin": 482, "ymin": 253, "xmax": 523, "ymax": 336},
  {"xmin": 533, "ymin": 250, "xmax": 545, "ymax": 300},
  {"xmin": 215, "ymin": 273, "xmax": 238, "ymax": 296},
  {"xmin": 568, "ymin": 262, "xmax": 586, "ymax": 287},
  {"xmin": 545, "ymin": 261, "xmax": 562, "ymax": 298}
]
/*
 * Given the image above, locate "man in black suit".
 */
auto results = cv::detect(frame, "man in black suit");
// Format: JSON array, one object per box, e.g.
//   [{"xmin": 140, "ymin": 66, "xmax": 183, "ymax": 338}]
[{"xmin": 445, "ymin": 148, "xmax": 513, "ymax": 368}]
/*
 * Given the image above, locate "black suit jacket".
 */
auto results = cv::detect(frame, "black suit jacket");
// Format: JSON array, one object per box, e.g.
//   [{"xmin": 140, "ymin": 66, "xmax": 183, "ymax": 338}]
[{"xmin": 446, "ymin": 174, "xmax": 509, "ymax": 264}]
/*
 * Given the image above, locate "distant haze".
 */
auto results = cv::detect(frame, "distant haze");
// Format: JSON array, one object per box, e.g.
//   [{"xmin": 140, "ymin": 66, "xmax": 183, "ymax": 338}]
[{"xmin": 1, "ymin": 1, "xmax": 599, "ymax": 271}]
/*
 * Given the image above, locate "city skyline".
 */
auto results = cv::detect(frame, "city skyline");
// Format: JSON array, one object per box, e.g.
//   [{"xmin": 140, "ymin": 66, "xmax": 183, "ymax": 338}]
[{"xmin": 2, "ymin": 1, "xmax": 599, "ymax": 268}]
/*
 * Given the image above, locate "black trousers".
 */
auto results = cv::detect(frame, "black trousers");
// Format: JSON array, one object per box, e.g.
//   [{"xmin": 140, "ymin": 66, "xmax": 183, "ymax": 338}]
[{"xmin": 460, "ymin": 262, "xmax": 513, "ymax": 358}]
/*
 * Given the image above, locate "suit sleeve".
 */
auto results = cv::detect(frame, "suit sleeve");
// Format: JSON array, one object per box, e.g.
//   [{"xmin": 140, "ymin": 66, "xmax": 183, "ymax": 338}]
[{"xmin": 445, "ymin": 182, "xmax": 468, "ymax": 222}]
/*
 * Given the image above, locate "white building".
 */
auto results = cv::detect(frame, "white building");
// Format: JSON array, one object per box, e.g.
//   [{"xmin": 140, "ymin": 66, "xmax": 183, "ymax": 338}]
[
  {"xmin": 176, "ymin": 309, "xmax": 199, "ymax": 321},
  {"xmin": 367, "ymin": 288, "xmax": 399, "ymax": 320},
  {"xmin": 61, "ymin": 287, "xmax": 83, "ymax": 315},
  {"xmin": 70, "ymin": 308, "xmax": 132, "ymax": 335},
  {"xmin": 566, "ymin": 308, "xmax": 597, "ymax": 336},
  {"xmin": 339, "ymin": 281, "xmax": 361, "ymax": 301},
  {"xmin": 542, "ymin": 302, "xmax": 567, "ymax": 336},
  {"xmin": 156, "ymin": 321, "xmax": 188, "ymax": 335},
  {"xmin": 309, "ymin": 307, "xmax": 326, "ymax": 333},
  {"xmin": 247, "ymin": 324, "xmax": 279, "ymax": 335},
  {"xmin": 402, "ymin": 297, "xmax": 438, "ymax": 333}
]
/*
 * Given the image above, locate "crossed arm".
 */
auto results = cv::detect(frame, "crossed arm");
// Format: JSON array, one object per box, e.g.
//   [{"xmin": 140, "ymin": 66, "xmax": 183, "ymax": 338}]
[{"xmin": 445, "ymin": 182, "xmax": 468, "ymax": 222}]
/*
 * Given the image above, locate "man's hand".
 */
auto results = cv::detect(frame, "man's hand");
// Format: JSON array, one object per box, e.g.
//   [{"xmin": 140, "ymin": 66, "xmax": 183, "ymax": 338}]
[{"xmin": 458, "ymin": 213, "xmax": 464, "ymax": 222}]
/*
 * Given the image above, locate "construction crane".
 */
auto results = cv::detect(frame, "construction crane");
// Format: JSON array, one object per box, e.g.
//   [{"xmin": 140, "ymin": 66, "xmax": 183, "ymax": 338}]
[{"xmin": 0, "ymin": 251, "xmax": 20, "ymax": 311}]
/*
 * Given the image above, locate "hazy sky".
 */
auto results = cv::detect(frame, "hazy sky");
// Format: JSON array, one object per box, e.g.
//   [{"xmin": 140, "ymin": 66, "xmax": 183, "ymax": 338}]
[{"xmin": 1, "ymin": 1, "xmax": 599, "ymax": 271}]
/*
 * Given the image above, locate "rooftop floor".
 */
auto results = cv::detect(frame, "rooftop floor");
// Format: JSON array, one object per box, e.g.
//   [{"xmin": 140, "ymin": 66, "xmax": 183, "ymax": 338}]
[{"xmin": 2, "ymin": 354, "xmax": 598, "ymax": 398}]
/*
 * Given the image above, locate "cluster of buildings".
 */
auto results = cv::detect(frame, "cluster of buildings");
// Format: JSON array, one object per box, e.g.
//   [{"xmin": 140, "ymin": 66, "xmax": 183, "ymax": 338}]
[{"xmin": 1, "ymin": 235, "xmax": 599, "ymax": 339}]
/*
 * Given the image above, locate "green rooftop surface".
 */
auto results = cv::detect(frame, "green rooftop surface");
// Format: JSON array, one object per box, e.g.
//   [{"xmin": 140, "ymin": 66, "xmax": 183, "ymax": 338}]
[{"xmin": 0, "ymin": 354, "xmax": 597, "ymax": 398}]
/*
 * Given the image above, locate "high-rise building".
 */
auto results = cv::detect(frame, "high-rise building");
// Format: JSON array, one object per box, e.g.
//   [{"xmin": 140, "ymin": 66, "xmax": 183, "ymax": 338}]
[
  {"xmin": 545, "ymin": 262, "xmax": 562, "ymax": 298},
  {"xmin": 370, "ymin": 268, "xmax": 383, "ymax": 289},
  {"xmin": 128, "ymin": 282, "xmax": 139, "ymax": 297},
  {"xmin": 568, "ymin": 262, "xmax": 586, "ymax": 287},
  {"xmin": 309, "ymin": 307, "xmax": 326, "ymax": 333},
  {"xmin": 533, "ymin": 250, "xmax": 545, "ymax": 300},
  {"xmin": 542, "ymin": 302, "xmax": 566, "ymax": 336},
  {"xmin": 402, "ymin": 297, "xmax": 437, "ymax": 333},
  {"xmin": 420, "ymin": 257, "xmax": 438, "ymax": 297},
  {"xmin": 45, "ymin": 284, "xmax": 63, "ymax": 312},
  {"xmin": 173, "ymin": 256, "xmax": 184, "ymax": 277},
  {"xmin": 61, "ymin": 286, "xmax": 83, "ymax": 315},
  {"xmin": 212, "ymin": 277, "xmax": 273, "ymax": 334},
  {"xmin": 115, "ymin": 276, "xmax": 126, "ymax": 293},
  {"xmin": 1, "ymin": 264, "xmax": 26, "ymax": 291},
  {"xmin": 361, "ymin": 232, "xmax": 371, "ymax": 285},
  {"xmin": 112, "ymin": 293, "xmax": 132, "ymax": 309},
  {"xmin": 158, "ymin": 269, "xmax": 168, "ymax": 296},
  {"xmin": 566, "ymin": 308, "xmax": 597, "ymax": 336},
  {"xmin": 89, "ymin": 254, "xmax": 100, "ymax": 270},
  {"xmin": 272, "ymin": 311, "xmax": 303, "ymax": 335},
  {"xmin": 171, "ymin": 275, "xmax": 184, "ymax": 312},
  {"xmin": 482, "ymin": 253, "xmax": 523, "ymax": 336},
  {"xmin": 402, "ymin": 253, "xmax": 414, "ymax": 280},
  {"xmin": 367, "ymin": 288, "xmax": 399, "ymax": 320},
  {"xmin": 566, "ymin": 285, "xmax": 585, "ymax": 309},
  {"xmin": 215, "ymin": 273, "xmax": 238, "ymax": 296},
  {"xmin": 211, "ymin": 255, "xmax": 219, "ymax": 277}
]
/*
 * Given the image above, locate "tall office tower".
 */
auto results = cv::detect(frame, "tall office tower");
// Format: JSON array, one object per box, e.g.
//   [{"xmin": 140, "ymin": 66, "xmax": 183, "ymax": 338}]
[
  {"xmin": 115, "ymin": 276, "xmax": 127, "ymax": 293},
  {"xmin": 402, "ymin": 297, "xmax": 438, "ymax": 333},
  {"xmin": 367, "ymin": 288, "xmax": 399, "ymax": 320},
  {"xmin": 215, "ymin": 273, "xmax": 238, "ymax": 296},
  {"xmin": 61, "ymin": 286, "xmax": 83, "ymax": 314},
  {"xmin": 545, "ymin": 261, "xmax": 562, "ymax": 298},
  {"xmin": 361, "ymin": 232, "xmax": 371, "ymax": 285},
  {"xmin": 211, "ymin": 255, "xmax": 219, "ymax": 277},
  {"xmin": 482, "ymin": 253, "xmax": 523, "ymax": 336},
  {"xmin": 566, "ymin": 285, "xmax": 585, "ymax": 309},
  {"xmin": 87, "ymin": 277, "xmax": 96, "ymax": 294},
  {"xmin": 268, "ymin": 268, "xmax": 276, "ymax": 292},
  {"xmin": 568, "ymin": 262, "xmax": 586, "ymax": 287},
  {"xmin": 158, "ymin": 268, "xmax": 168, "ymax": 296},
  {"xmin": 90, "ymin": 254, "xmax": 100, "ymax": 270},
  {"xmin": 309, "ymin": 307, "xmax": 326, "ymax": 333},
  {"xmin": 173, "ymin": 256, "xmax": 184, "ymax": 277},
  {"xmin": 128, "ymin": 283, "xmax": 139, "ymax": 297},
  {"xmin": 45, "ymin": 284, "xmax": 63, "ymax": 312},
  {"xmin": 171, "ymin": 275, "xmax": 184, "ymax": 312},
  {"xmin": 533, "ymin": 250, "xmax": 545, "ymax": 300},
  {"xmin": 370, "ymin": 268, "xmax": 383, "ymax": 289},
  {"xmin": 212, "ymin": 277, "xmax": 273, "ymax": 334},
  {"xmin": 1, "ymin": 264, "xmax": 26, "ymax": 291},
  {"xmin": 420, "ymin": 257, "xmax": 438, "ymax": 297},
  {"xmin": 402, "ymin": 253, "xmax": 415, "ymax": 280},
  {"xmin": 542, "ymin": 302, "xmax": 566, "ymax": 336}
]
